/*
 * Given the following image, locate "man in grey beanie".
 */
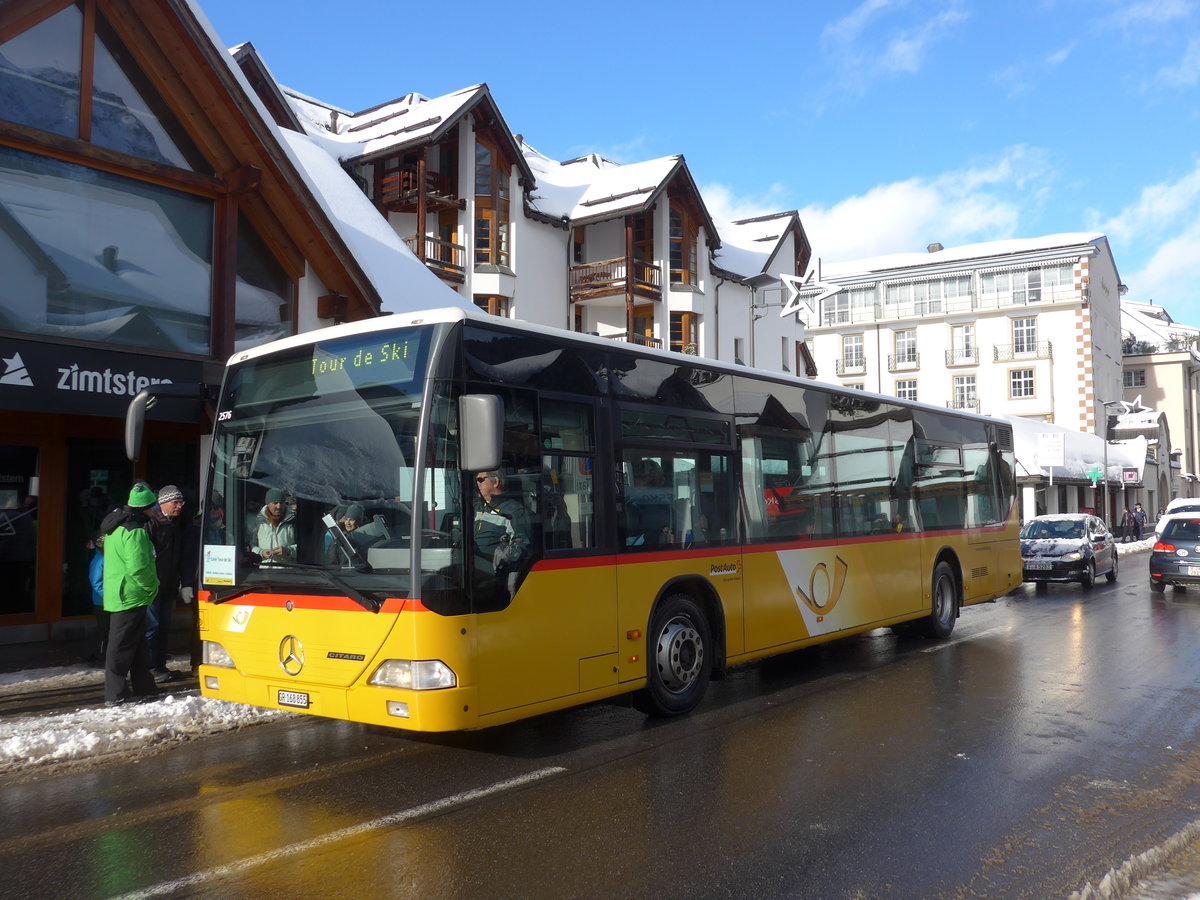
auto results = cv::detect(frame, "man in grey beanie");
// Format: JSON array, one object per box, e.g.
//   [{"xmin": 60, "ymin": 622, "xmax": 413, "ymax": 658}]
[{"xmin": 145, "ymin": 484, "xmax": 188, "ymax": 682}]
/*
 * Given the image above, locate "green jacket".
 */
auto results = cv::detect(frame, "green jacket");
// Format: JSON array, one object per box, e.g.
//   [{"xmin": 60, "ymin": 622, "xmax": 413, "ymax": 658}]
[{"xmin": 102, "ymin": 511, "xmax": 160, "ymax": 612}]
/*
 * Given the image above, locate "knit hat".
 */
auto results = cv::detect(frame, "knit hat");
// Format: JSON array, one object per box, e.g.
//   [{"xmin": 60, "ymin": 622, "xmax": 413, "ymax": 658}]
[
  {"xmin": 157, "ymin": 484, "xmax": 183, "ymax": 504},
  {"xmin": 345, "ymin": 504, "xmax": 366, "ymax": 524},
  {"xmin": 266, "ymin": 488, "xmax": 285, "ymax": 503},
  {"xmin": 128, "ymin": 484, "xmax": 157, "ymax": 508}
]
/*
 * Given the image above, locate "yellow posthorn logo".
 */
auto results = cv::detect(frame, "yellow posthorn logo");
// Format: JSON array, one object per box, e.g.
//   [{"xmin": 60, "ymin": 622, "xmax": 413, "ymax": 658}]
[{"xmin": 795, "ymin": 556, "xmax": 848, "ymax": 615}]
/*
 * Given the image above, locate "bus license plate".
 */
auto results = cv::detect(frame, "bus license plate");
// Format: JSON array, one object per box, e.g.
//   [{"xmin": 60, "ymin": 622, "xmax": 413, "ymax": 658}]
[
  {"xmin": 278, "ymin": 689, "xmax": 309, "ymax": 709},
  {"xmin": 1026, "ymin": 561, "xmax": 1052, "ymax": 570}
]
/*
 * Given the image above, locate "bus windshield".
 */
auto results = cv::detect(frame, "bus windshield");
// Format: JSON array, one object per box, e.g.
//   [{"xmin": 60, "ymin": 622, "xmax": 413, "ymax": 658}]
[{"xmin": 202, "ymin": 326, "xmax": 462, "ymax": 602}]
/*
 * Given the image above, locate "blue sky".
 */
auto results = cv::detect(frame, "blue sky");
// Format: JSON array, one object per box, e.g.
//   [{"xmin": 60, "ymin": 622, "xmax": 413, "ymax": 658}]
[{"xmin": 197, "ymin": 0, "xmax": 1200, "ymax": 322}]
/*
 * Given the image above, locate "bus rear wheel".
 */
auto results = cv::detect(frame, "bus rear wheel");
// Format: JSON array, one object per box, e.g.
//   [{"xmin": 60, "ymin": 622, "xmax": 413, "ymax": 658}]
[
  {"xmin": 633, "ymin": 593, "xmax": 712, "ymax": 717},
  {"xmin": 921, "ymin": 561, "xmax": 958, "ymax": 639}
]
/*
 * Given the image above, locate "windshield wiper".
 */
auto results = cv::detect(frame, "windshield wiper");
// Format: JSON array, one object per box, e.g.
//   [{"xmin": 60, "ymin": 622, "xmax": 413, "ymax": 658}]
[{"xmin": 240, "ymin": 559, "xmax": 384, "ymax": 613}]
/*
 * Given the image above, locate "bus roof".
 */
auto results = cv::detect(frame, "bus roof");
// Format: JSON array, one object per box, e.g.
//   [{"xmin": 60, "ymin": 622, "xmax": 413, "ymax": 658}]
[{"xmin": 228, "ymin": 307, "xmax": 1006, "ymax": 432}]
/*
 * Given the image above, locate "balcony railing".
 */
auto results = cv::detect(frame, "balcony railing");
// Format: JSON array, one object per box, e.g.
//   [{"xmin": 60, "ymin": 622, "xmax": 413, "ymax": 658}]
[
  {"xmin": 888, "ymin": 352, "xmax": 919, "ymax": 372},
  {"xmin": 816, "ymin": 283, "xmax": 1082, "ymax": 328},
  {"xmin": 380, "ymin": 168, "xmax": 457, "ymax": 209},
  {"xmin": 945, "ymin": 348, "xmax": 978, "ymax": 366},
  {"xmin": 947, "ymin": 397, "xmax": 980, "ymax": 412},
  {"xmin": 570, "ymin": 257, "xmax": 662, "ymax": 302},
  {"xmin": 993, "ymin": 341, "xmax": 1052, "ymax": 361},
  {"xmin": 403, "ymin": 235, "xmax": 466, "ymax": 282},
  {"xmin": 835, "ymin": 357, "xmax": 866, "ymax": 375}
]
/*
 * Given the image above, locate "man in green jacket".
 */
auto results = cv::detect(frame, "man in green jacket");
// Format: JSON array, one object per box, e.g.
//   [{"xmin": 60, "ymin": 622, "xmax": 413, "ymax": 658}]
[{"xmin": 102, "ymin": 484, "xmax": 160, "ymax": 705}]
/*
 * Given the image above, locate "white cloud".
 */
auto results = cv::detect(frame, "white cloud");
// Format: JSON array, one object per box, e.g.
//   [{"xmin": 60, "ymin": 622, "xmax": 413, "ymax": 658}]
[
  {"xmin": 1154, "ymin": 35, "xmax": 1200, "ymax": 87},
  {"xmin": 794, "ymin": 146, "xmax": 1049, "ymax": 264},
  {"xmin": 1106, "ymin": 0, "xmax": 1195, "ymax": 28},
  {"xmin": 701, "ymin": 182, "xmax": 793, "ymax": 225},
  {"xmin": 818, "ymin": 1, "xmax": 969, "ymax": 97},
  {"xmin": 1096, "ymin": 160, "xmax": 1200, "ymax": 313}
]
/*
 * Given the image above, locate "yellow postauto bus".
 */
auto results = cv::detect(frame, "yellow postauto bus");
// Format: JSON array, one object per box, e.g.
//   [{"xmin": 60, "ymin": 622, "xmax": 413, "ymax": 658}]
[{"xmin": 184, "ymin": 306, "xmax": 1020, "ymax": 731}]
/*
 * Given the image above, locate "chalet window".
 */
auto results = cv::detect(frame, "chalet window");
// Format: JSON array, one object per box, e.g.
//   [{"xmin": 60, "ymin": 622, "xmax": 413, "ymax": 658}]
[
  {"xmin": 632, "ymin": 212, "xmax": 653, "ymax": 262},
  {"xmin": 474, "ymin": 295, "xmax": 510, "ymax": 317},
  {"xmin": 669, "ymin": 202, "xmax": 698, "ymax": 286},
  {"xmin": 1124, "ymin": 369, "xmax": 1146, "ymax": 388},
  {"xmin": 573, "ymin": 227, "xmax": 585, "ymax": 264},
  {"xmin": 474, "ymin": 138, "xmax": 509, "ymax": 267},
  {"xmin": 670, "ymin": 312, "xmax": 698, "ymax": 354},
  {"xmin": 0, "ymin": 144, "xmax": 214, "ymax": 353},
  {"xmin": 895, "ymin": 379, "xmax": 917, "ymax": 401},
  {"xmin": 0, "ymin": 2, "xmax": 209, "ymax": 172}
]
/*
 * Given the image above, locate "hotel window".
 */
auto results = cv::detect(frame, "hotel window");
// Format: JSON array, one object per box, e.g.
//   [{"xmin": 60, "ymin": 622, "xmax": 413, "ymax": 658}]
[
  {"xmin": 824, "ymin": 286, "xmax": 876, "ymax": 325},
  {"xmin": 1012, "ymin": 317, "xmax": 1037, "ymax": 354},
  {"xmin": 670, "ymin": 312, "xmax": 699, "ymax": 354},
  {"xmin": 953, "ymin": 375, "xmax": 977, "ymax": 409},
  {"xmin": 474, "ymin": 137, "xmax": 510, "ymax": 267},
  {"xmin": 843, "ymin": 334, "xmax": 864, "ymax": 365},
  {"xmin": 1010, "ymin": 368, "xmax": 1035, "ymax": 399},
  {"xmin": 669, "ymin": 201, "xmax": 698, "ymax": 286},
  {"xmin": 473, "ymin": 295, "xmax": 510, "ymax": 317},
  {"xmin": 1124, "ymin": 369, "xmax": 1147, "ymax": 388},
  {"xmin": 895, "ymin": 379, "xmax": 917, "ymax": 401},
  {"xmin": 894, "ymin": 329, "xmax": 916, "ymax": 363}
]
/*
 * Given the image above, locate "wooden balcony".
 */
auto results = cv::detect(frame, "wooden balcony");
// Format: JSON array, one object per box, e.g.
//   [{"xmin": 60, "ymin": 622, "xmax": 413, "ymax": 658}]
[
  {"xmin": 404, "ymin": 235, "xmax": 466, "ymax": 283},
  {"xmin": 570, "ymin": 257, "xmax": 662, "ymax": 303},
  {"xmin": 380, "ymin": 168, "xmax": 462, "ymax": 213}
]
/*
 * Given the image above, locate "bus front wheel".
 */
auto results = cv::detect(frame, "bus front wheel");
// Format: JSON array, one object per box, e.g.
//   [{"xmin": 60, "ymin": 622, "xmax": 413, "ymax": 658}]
[
  {"xmin": 633, "ymin": 593, "xmax": 712, "ymax": 717},
  {"xmin": 921, "ymin": 561, "xmax": 958, "ymax": 639}
]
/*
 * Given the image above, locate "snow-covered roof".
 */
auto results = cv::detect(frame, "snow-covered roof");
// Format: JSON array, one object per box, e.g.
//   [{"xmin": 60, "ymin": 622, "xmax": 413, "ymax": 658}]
[
  {"xmin": 173, "ymin": 1, "xmax": 470, "ymax": 317},
  {"xmin": 1004, "ymin": 414, "xmax": 1148, "ymax": 483},
  {"xmin": 712, "ymin": 212, "xmax": 798, "ymax": 279},
  {"xmin": 286, "ymin": 84, "xmax": 482, "ymax": 161},
  {"xmin": 274, "ymin": 131, "xmax": 469, "ymax": 315},
  {"xmin": 1122, "ymin": 299, "xmax": 1200, "ymax": 359},
  {"xmin": 823, "ymin": 233, "xmax": 1109, "ymax": 280},
  {"xmin": 522, "ymin": 141, "xmax": 683, "ymax": 225}
]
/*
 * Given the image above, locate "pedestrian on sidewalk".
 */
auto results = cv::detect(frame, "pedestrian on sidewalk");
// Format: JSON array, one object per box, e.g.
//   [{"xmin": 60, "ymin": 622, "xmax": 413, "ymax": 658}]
[
  {"xmin": 100, "ymin": 484, "xmax": 160, "ymax": 706},
  {"xmin": 1133, "ymin": 503, "xmax": 1148, "ymax": 541},
  {"xmin": 1119, "ymin": 507, "xmax": 1136, "ymax": 543},
  {"xmin": 145, "ymin": 485, "xmax": 188, "ymax": 683}
]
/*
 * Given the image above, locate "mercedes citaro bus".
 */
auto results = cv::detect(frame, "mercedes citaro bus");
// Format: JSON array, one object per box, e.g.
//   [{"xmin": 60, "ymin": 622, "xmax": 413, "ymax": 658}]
[{"xmin": 132, "ymin": 306, "xmax": 1020, "ymax": 732}]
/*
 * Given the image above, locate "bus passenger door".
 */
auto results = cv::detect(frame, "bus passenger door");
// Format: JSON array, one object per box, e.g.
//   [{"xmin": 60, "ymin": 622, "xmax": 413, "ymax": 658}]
[{"xmin": 473, "ymin": 396, "xmax": 617, "ymax": 716}]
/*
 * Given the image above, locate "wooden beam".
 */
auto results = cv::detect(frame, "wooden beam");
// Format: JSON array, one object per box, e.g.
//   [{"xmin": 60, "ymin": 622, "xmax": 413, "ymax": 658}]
[{"xmin": 0, "ymin": 0, "xmax": 74, "ymax": 44}]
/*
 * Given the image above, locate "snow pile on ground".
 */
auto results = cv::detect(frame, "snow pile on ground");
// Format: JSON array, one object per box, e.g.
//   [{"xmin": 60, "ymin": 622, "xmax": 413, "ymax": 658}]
[{"xmin": 0, "ymin": 669, "xmax": 287, "ymax": 776}]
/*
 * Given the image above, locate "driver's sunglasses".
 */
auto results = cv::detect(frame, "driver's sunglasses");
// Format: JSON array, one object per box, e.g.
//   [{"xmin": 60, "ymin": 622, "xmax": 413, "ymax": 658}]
[{"xmin": 476, "ymin": 476, "xmax": 490, "ymax": 482}]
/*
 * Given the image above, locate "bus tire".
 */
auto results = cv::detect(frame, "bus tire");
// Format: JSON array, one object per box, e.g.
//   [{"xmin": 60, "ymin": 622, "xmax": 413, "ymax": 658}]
[
  {"xmin": 921, "ymin": 561, "xmax": 957, "ymax": 640},
  {"xmin": 633, "ymin": 593, "xmax": 712, "ymax": 717}
]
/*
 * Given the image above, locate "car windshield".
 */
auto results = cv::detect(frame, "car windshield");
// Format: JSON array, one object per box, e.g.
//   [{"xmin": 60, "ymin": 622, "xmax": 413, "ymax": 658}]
[
  {"xmin": 1021, "ymin": 520, "xmax": 1084, "ymax": 540},
  {"xmin": 1162, "ymin": 518, "xmax": 1200, "ymax": 541}
]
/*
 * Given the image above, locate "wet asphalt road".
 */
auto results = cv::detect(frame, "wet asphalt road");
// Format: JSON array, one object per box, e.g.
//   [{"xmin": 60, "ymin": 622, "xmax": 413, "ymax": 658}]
[{"xmin": 3, "ymin": 572, "xmax": 1200, "ymax": 899}]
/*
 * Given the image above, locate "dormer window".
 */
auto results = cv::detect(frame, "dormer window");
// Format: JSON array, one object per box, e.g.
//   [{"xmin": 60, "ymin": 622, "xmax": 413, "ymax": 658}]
[{"xmin": 669, "ymin": 201, "xmax": 698, "ymax": 286}]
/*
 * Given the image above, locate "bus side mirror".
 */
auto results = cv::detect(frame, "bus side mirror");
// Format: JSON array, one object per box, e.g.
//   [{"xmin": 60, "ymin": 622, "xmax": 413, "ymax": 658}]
[
  {"xmin": 459, "ymin": 394, "xmax": 503, "ymax": 472},
  {"xmin": 124, "ymin": 383, "xmax": 211, "ymax": 461}
]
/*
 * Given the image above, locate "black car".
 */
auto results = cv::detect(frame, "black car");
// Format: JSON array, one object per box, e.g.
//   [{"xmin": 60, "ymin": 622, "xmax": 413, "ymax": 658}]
[
  {"xmin": 1020, "ymin": 513, "xmax": 1118, "ymax": 588},
  {"xmin": 1149, "ymin": 516, "xmax": 1200, "ymax": 592}
]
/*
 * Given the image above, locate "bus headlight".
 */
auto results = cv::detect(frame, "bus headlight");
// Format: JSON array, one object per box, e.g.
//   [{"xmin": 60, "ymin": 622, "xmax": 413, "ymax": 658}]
[
  {"xmin": 368, "ymin": 659, "xmax": 457, "ymax": 690},
  {"xmin": 202, "ymin": 641, "xmax": 235, "ymax": 668}
]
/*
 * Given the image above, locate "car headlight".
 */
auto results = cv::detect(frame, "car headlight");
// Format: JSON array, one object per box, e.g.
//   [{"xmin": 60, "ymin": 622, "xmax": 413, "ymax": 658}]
[
  {"xmin": 1065, "ymin": 551, "xmax": 1083, "ymax": 561},
  {"xmin": 202, "ymin": 641, "xmax": 235, "ymax": 668},
  {"xmin": 368, "ymin": 659, "xmax": 457, "ymax": 690}
]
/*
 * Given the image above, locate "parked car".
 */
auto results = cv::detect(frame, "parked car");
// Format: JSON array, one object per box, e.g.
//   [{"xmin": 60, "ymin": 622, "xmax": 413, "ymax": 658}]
[
  {"xmin": 1020, "ymin": 513, "xmax": 1118, "ymax": 588},
  {"xmin": 1154, "ymin": 499, "xmax": 1200, "ymax": 539},
  {"xmin": 1149, "ymin": 516, "xmax": 1200, "ymax": 592}
]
